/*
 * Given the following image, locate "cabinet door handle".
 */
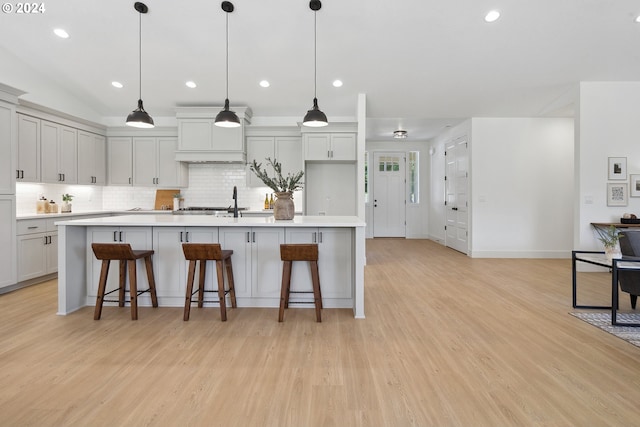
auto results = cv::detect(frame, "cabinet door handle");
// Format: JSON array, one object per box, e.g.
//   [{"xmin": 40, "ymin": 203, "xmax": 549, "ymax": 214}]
[
  {"xmin": 327, "ymin": 150, "xmax": 330, "ymax": 158},
  {"xmin": 180, "ymin": 231, "xmax": 183, "ymax": 242},
  {"xmin": 21, "ymin": 170, "xmax": 24, "ymax": 179},
  {"xmin": 319, "ymin": 232, "xmax": 323, "ymax": 243},
  {"xmin": 63, "ymin": 173, "xmax": 65, "ymax": 181},
  {"xmin": 313, "ymin": 232, "xmax": 317, "ymax": 243},
  {"xmin": 129, "ymin": 177, "xmax": 132, "ymax": 185},
  {"xmin": 44, "ymin": 236, "xmax": 48, "ymax": 245},
  {"xmin": 186, "ymin": 232, "xmax": 189, "ymax": 242},
  {"xmin": 330, "ymin": 150, "xmax": 334, "ymax": 158},
  {"xmin": 246, "ymin": 232, "xmax": 250, "ymax": 243},
  {"xmin": 252, "ymin": 232, "xmax": 256, "ymax": 243},
  {"xmin": 113, "ymin": 231, "xmax": 118, "ymax": 242},
  {"xmin": 27, "ymin": 226, "xmax": 38, "ymax": 230},
  {"xmin": 119, "ymin": 231, "xmax": 123, "ymax": 242},
  {"xmin": 16, "ymin": 170, "xmax": 19, "ymax": 179}
]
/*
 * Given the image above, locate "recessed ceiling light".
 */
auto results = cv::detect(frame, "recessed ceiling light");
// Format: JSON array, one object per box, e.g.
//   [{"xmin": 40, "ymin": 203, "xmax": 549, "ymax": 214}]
[
  {"xmin": 635, "ymin": 15, "xmax": 640, "ymax": 23},
  {"xmin": 259, "ymin": 80, "xmax": 270, "ymax": 88},
  {"xmin": 53, "ymin": 28, "xmax": 69, "ymax": 38},
  {"xmin": 185, "ymin": 81, "xmax": 197, "ymax": 88},
  {"xmin": 111, "ymin": 81, "xmax": 123, "ymax": 89},
  {"xmin": 332, "ymin": 80, "xmax": 343, "ymax": 87},
  {"xmin": 484, "ymin": 10, "xmax": 500, "ymax": 23}
]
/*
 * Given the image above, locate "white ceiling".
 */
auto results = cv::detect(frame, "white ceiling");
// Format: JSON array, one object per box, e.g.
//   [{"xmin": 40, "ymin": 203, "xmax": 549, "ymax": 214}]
[{"xmin": 1, "ymin": 0, "xmax": 640, "ymax": 141}]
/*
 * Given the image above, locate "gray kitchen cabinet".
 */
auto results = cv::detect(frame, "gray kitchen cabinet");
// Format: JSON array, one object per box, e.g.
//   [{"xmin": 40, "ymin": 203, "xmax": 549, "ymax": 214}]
[
  {"xmin": 284, "ymin": 227, "xmax": 353, "ymax": 299},
  {"xmin": 17, "ymin": 218, "xmax": 57, "ymax": 282},
  {"xmin": 246, "ymin": 136, "xmax": 302, "ymax": 187},
  {"xmin": 78, "ymin": 131, "xmax": 106, "ymax": 185},
  {"xmin": 218, "ymin": 227, "xmax": 284, "ymax": 298},
  {"xmin": 303, "ymin": 133, "xmax": 356, "ymax": 161},
  {"xmin": 133, "ymin": 137, "xmax": 187, "ymax": 188},
  {"xmin": 86, "ymin": 226, "xmax": 152, "ymax": 299},
  {"xmin": 0, "ymin": 101, "xmax": 15, "ymax": 194},
  {"xmin": 0, "ymin": 196, "xmax": 16, "ymax": 290},
  {"xmin": 17, "ymin": 113, "xmax": 40, "ymax": 182},
  {"xmin": 41, "ymin": 120, "xmax": 77, "ymax": 184},
  {"xmin": 107, "ymin": 137, "xmax": 133, "ymax": 186},
  {"xmin": 175, "ymin": 107, "xmax": 251, "ymax": 163},
  {"xmin": 152, "ymin": 227, "xmax": 219, "ymax": 300}
]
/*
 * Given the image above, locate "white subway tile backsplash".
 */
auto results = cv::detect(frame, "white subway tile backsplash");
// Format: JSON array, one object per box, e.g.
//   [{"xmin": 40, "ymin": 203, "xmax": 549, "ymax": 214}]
[{"xmin": 16, "ymin": 164, "xmax": 287, "ymax": 214}]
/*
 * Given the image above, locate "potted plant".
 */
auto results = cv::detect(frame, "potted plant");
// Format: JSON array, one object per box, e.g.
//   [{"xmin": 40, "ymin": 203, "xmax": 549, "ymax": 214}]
[
  {"xmin": 173, "ymin": 193, "xmax": 184, "ymax": 211},
  {"xmin": 595, "ymin": 224, "xmax": 623, "ymax": 261},
  {"xmin": 61, "ymin": 194, "xmax": 73, "ymax": 213},
  {"xmin": 250, "ymin": 157, "xmax": 304, "ymax": 220}
]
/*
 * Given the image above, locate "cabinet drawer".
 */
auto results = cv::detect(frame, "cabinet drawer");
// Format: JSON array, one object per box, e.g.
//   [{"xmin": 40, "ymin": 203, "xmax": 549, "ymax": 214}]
[
  {"xmin": 17, "ymin": 219, "xmax": 47, "ymax": 235},
  {"xmin": 46, "ymin": 218, "xmax": 58, "ymax": 232}
]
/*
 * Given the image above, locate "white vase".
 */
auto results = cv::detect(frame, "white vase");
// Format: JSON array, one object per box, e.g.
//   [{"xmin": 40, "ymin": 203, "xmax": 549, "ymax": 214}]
[
  {"xmin": 61, "ymin": 202, "xmax": 72, "ymax": 213},
  {"xmin": 605, "ymin": 245, "xmax": 622, "ymax": 262}
]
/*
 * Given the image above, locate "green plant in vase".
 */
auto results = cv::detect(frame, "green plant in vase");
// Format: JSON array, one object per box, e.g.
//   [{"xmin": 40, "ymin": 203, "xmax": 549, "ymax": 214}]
[
  {"xmin": 595, "ymin": 224, "xmax": 623, "ymax": 261},
  {"xmin": 250, "ymin": 157, "xmax": 303, "ymax": 220},
  {"xmin": 61, "ymin": 193, "xmax": 73, "ymax": 213}
]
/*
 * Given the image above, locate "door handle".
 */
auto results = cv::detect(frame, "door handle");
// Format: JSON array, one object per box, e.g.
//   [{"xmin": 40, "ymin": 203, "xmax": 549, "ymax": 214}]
[
  {"xmin": 113, "ymin": 231, "xmax": 118, "ymax": 242},
  {"xmin": 185, "ymin": 232, "xmax": 189, "ymax": 242},
  {"xmin": 119, "ymin": 231, "xmax": 123, "ymax": 242},
  {"xmin": 180, "ymin": 231, "xmax": 183, "ymax": 242},
  {"xmin": 452, "ymin": 207, "xmax": 458, "ymax": 211}
]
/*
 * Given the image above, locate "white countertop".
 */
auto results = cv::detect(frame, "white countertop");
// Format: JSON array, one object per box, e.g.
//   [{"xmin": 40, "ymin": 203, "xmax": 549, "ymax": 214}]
[
  {"xmin": 55, "ymin": 214, "xmax": 366, "ymax": 228},
  {"xmin": 17, "ymin": 210, "xmax": 173, "ymax": 220}
]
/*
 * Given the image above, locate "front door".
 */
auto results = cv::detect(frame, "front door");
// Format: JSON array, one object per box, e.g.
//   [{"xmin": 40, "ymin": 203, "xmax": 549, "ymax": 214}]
[{"xmin": 373, "ymin": 152, "xmax": 406, "ymax": 237}]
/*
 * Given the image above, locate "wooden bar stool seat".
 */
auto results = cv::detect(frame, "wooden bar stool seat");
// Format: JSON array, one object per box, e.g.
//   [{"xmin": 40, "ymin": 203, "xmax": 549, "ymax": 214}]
[
  {"xmin": 182, "ymin": 243, "xmax": 236, "ymax": 322},
  {"xmin": 91, "ymin": 243, "xmax": 158, "ymax": 320},
  {"xmin": 279, "ymin": 244, "xmax": 322, "ymax": 322}
]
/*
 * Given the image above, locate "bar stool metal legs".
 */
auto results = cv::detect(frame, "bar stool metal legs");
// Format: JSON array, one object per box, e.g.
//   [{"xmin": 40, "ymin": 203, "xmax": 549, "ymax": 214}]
[
  {"xmin": 279, "ymin": 244, "xmax": 322, "ymax": 322},
  {"xmin": 182, "ymin": 243, "xmax": 237, "ymax": 321},
  {"xmin": 91, "ymin": 243, "xmax": 158, "ymax": 320}
]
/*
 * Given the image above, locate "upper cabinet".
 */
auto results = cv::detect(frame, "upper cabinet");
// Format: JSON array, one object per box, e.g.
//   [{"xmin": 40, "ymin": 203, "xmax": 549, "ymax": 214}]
[
  {"xmin": 0, "ymin": 100, "xmax": 16, "ymax": 195},
  {"xmin": 16, "ymin": 114, "xmax": 40, "ymax": 182},
  {"xmin": 41, "ymin": 120, "xmax": 77, "ymax": 184},
  {"xmin": 78, "ymin": 131, "xmax": 106, "ymax": 185},
  {"xmin": 133, "ymin": 137, "xmax": 188, "ymax": 188},
  {"xmin": 107, "ymin": 137, "xmax": 133, "ymax": 186},
  {"xmin": 303, "ymin": 133, "xmax": 356, "ymax": 162},
  {"xmin": 246, "ymin": 135, "xmax": 302, "ymax": 187},
  {"xmin": 175, "ymin": 106, "xmax": 252, "ymax": 163}
]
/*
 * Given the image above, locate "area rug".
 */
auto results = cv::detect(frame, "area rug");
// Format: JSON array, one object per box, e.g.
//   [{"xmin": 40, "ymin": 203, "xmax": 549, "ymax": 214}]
[{"xmin": 571, "ymin": 312, "xmax": 640, "ymax": 348}]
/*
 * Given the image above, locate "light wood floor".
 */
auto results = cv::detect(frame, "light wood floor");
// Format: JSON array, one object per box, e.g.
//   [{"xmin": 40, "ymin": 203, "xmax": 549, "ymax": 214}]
[{"xmin": 1, "ymin": 239, "xmax": 639, "ymax": 426}]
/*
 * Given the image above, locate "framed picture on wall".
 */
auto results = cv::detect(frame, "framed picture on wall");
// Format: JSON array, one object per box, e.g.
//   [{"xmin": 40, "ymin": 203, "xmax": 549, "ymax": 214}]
[
  {"xmin": 608, "ymin": 157, "xmax": 627, "ymax": 180},
  {"xmin": 631, "ymin": 175, "xmax": 640, "ymax": 197},
  {"xmin": 607, "ymin": 182, "xmax": 628, "ymax": 206}
]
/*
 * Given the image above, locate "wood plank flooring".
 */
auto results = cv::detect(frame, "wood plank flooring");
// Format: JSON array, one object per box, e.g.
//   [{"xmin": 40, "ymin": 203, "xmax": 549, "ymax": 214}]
[{"xmin": 1, "ymin": 238, "xmax": 639, "ymax": 426}]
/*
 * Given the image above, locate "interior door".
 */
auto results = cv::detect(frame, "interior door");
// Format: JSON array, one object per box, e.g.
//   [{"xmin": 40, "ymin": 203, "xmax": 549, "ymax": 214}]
[
  {"xmin": 445, "ymin": 137, "xmax": 469, "ymax": 254},
  {"xmin": 373, "ymin": 152, "xmax": 405, "ymax": 237}
]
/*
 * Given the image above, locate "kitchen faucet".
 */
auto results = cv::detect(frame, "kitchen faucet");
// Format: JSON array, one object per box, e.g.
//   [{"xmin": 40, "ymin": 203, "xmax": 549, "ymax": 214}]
[{"xmin": 232, "ymin": 186, "xmax": 238, "ymax": 218}]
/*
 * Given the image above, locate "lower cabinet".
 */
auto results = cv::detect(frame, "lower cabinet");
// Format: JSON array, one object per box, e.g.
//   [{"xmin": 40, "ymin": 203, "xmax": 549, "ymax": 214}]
[
  {"xmin": 17, "ymin": 218, "xmax": 57, "ymax": 282},
  {"xmin": 219, "ymin": 227, "xmax": 284, "ymax": 299},
  {"xmin": 0, "ymin": 197, "xmax": 16, "ymax": 290},
  {"xmin": 152, "ymin": 227, "xmax": 219, "ymax": 299},
  {"xmin": 86, "ymin": 226, "xmax": 153, "ymax": 300},
  {"xmin": 284, "ymin": 227, "xmax": 353, "ymax": 299}
]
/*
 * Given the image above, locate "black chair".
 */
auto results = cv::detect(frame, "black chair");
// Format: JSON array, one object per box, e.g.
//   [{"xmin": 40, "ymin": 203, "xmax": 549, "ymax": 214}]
[{"xmin": 617, "ymin": 230, "xmax": 640, "ymax": 309}]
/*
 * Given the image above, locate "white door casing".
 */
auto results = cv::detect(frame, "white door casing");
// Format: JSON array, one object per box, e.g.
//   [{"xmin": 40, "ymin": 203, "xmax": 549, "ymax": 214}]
[{"xmin": 373, "ymin": 152, "xmax": 405, "ymax": 237}]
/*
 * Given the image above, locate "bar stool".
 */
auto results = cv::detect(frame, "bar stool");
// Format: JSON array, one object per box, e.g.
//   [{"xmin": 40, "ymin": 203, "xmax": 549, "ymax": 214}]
[
  {"xmin": 182, "ymin": 243, "xmax": 236, "ymax": 322},
  {"xmin": 279, "ymin": 244, "xmax": 322, "ymax": 322},
  {"xmin": 91, "ymin": 243, "xmax": 158, "ymax": 320}
]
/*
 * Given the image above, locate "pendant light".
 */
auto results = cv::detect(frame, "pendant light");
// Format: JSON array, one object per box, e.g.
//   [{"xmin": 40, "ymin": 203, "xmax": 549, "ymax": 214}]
[
  {"xmin": 126, "ymin": 2, "xmax": 154, "ymax": 128},
  {"xmin": 303, "ymin": 0, "xmax": 328, "ymax": 127},
  {"xmin": 215, "ymin": 1, "xmax": 241, "ymax": 128}
]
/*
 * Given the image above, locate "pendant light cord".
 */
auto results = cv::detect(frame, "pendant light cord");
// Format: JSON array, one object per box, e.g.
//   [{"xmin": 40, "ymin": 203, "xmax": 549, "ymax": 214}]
[
  {"xmin": 225, "ymin": 11, "xmax": 229, "ymax": 100},
  {"xmin": 313, "ymin": 9, "xmax": 317, "ymax": 99},
  {"xmin": 138, "ymin": 10, "xmax": 142, "ymax": 101}
]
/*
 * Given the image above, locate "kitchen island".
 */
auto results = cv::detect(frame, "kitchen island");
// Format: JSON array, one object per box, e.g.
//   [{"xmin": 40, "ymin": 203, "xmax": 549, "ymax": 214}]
[{"xmin": 56, "ymin": 214, "xmax": 366, "ymax": 318}]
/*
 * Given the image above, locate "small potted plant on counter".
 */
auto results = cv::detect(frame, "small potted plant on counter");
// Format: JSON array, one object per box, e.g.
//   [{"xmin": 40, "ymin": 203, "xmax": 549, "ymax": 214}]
[
  {"xmin": 250, "ymin": 157, "xmax": 303, "ymax": 220},
  {"xmin": 61, "ymin": 193, "xmax": 73, "ymax": 213}
]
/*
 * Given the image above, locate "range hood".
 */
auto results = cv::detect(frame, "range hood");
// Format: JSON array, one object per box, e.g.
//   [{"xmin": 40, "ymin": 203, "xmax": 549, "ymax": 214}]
[{"xmin": 175, "ymin": 106, "xmax": 251, "ymax": 163}]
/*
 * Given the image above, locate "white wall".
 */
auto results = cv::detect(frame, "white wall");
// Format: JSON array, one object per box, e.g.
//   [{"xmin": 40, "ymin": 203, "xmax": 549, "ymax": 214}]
[
  {"xmin": 470, "ymin": 118, "xmax": 574, "ymax": 257},
  {"xmin": 0, "ymin": 46, "xmax": 104, "ymax": 124},
  {"xmin": 576, "ymin": 82, "xmax": 640, "ymax": 250}
]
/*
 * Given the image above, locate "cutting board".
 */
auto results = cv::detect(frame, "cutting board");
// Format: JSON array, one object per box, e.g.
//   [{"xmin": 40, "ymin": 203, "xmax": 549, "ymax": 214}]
[{"xmin": 154, "ymin": 189, "xmax": 180, "ymax": 210}]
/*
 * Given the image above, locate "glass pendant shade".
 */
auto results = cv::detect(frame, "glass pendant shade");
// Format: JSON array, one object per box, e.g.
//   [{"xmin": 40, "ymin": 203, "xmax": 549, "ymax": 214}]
[
  {"xmin": 215, "ymin": 98, "xmax": 241, "ymax": 128},
  {"xmin": 303, "ymin": 98, "xmax": 328, "ymax": 127},
  {"xmin": 126, "ymin": 99, "xmax": 154, "ymax": 128}
]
